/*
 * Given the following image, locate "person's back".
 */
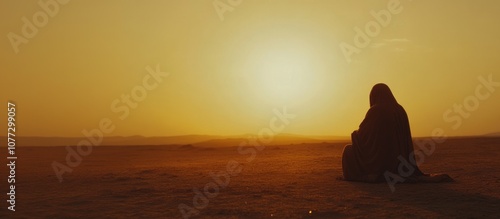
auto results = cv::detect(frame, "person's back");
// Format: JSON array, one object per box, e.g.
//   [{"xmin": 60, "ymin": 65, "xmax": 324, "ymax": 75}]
[
  {"xmin": 342, "ymin": 84, "xmax": 421, "ymax": 182},
  {"xmin": 341, "ymin": 84, "xmax": 451, "ymax": 184}
]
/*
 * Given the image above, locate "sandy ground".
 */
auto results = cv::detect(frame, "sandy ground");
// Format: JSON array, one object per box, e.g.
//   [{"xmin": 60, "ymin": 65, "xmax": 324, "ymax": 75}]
[{"xmin": 1, "ymin": 137, "xmax": 499, "ymax": 218}]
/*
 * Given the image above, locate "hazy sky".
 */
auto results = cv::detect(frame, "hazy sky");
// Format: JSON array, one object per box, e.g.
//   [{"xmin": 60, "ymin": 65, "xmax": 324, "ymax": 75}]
[{"xmin": 1, "ymin": 0, "xmax": 499, "ymax": 137}]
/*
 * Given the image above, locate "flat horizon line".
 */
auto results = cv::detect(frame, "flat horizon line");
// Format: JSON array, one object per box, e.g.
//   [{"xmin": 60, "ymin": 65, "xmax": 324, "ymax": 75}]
[{"xmin": 2, "ymin": 133, "xmax": 500, "ymax": 139}]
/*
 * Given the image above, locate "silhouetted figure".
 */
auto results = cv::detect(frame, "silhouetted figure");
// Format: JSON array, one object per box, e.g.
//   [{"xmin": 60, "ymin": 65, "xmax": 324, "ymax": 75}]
[{"xmin": 342, "ymin": 83, "xmax": 452, "ymax": 183}]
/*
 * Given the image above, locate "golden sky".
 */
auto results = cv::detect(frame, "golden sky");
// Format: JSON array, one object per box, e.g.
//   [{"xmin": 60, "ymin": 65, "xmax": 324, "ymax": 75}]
[{"xmin": 1, "ymin": 0, "xmax": 499, "ymax": 137}]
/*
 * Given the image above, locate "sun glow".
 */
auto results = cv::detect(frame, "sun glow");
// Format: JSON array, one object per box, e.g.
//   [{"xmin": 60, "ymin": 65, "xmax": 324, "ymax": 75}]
[
  {"xmin": 242, "ymin": 39, "xmax": 321, "ymax": 105},
  {"xmin": 4, "ymin": 1, "xmax": 500, "ymax": 137}
]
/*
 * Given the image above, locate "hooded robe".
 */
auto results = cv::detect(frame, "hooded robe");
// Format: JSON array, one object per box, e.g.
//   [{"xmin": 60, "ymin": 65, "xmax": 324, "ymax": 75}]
[{"xmin": 342, "ymin": 83, "xmax": 424, "ymax": 182}]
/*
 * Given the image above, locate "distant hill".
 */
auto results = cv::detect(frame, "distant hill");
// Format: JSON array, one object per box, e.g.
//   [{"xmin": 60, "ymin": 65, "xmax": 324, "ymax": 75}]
[
  {"xmin": 193, "ymin": 134, "xmax": 343, "ymax": 147},
  {"xmin": 0, "ymin": 135, "xmax": 218, "ymax": 147},
  {"xmin": 0, "ymin": 134, "xmax": 348, "ymax": 147},
  {"xmin": 5, "ymin": 133, "xmax": 499, "ymax": 147},
  {"xmin": 485, "ymin": 132, "xmax": 500, "ymax": 137}
]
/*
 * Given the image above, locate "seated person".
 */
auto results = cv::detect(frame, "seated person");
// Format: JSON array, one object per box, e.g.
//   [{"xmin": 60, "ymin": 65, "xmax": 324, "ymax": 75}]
[{"xmin": 342, "ymin": 83, "xmax": 452, "ymax": 183}]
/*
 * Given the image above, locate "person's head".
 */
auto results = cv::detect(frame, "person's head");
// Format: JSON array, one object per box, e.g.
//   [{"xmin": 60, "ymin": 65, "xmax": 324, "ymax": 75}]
[{"xmin": 370, "ymin": 83, "xmax": 398, "ymax": 107}]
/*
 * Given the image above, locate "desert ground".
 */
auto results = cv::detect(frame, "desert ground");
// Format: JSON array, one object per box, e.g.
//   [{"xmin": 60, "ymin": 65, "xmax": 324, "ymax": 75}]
[{"xmin": 1, "ymin": 137, "xmax": 499, "ymax": 218}]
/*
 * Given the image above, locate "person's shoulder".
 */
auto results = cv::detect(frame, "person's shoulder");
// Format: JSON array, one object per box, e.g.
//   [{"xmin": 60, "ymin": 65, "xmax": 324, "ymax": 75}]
[
  {"xmin": 367, "ymin": 104, "xmax": 389, "ymax": 116},
  {"xmin": 368, "ymin": 104, "xmax": 399, "ymax": 118},
  {"xmin": 368, "ymin": 104, "xmax": 390, "ymax": 112},
  {"xmin": 395, "ymin": 103, "xmax": 408, "ymax": 114}
]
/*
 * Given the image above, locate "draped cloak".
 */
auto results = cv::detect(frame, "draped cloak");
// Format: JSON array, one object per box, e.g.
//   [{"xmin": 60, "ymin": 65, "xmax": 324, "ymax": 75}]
[{"xmin": 342, "ymin": 84, "xmax": 424, "ymax": 182}]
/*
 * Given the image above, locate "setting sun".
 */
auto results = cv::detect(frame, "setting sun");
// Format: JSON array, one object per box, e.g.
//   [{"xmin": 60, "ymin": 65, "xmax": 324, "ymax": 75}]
[{"xmin": 242, "ymin": 38, "xmax": 321, "ymax": 105}]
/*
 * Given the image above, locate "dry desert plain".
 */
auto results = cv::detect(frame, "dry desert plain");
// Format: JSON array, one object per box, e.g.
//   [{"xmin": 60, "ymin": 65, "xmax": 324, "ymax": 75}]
[{"xmin": 1, "ymin": 136, "xmax": 499, "ymax": 218}]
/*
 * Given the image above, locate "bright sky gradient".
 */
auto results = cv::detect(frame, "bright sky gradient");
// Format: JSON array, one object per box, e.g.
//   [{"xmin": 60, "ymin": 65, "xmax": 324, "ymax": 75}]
[{"xmin": 1, "ymin": 0, "xmax": 499, "ymax": 137}]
